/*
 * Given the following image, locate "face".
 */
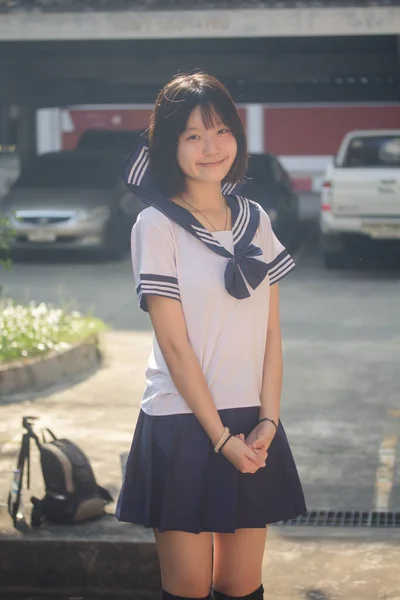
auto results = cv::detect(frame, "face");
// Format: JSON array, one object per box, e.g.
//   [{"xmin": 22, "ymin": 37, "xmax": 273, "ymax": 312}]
[{"xmin": 176, "ymin": 105, "xmax": 238, "ymax": 186}]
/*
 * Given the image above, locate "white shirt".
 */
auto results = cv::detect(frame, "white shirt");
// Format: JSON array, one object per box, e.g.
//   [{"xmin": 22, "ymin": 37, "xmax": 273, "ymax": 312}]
[{"xmin": 131, "ymin": 198, "xmax": 294, "ymax": 416}]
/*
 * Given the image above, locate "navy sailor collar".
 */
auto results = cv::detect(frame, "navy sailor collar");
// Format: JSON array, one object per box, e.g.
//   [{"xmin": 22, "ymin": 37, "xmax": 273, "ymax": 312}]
[{"xmin": 123, "ymin": 137, "xmax": 269, "ymax": 300}]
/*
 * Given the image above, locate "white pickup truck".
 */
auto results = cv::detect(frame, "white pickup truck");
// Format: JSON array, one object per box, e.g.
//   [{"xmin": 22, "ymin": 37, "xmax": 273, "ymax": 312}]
[{"xmin": 320, "ymin": 130, "xmax": 400, "ymax": 268}]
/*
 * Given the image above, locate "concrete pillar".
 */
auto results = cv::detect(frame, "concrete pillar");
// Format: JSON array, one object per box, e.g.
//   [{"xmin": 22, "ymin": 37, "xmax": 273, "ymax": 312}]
[
  {"xmin": 245, "ymin": 104, "xmax": 265, "ymax": 154},
  {"xmin": 17, "ymin": 106, "xmax": 37, "ymax": 171},
  {"xmin": 37, "ymin": 108, "xmax": 63, "ymax": 155}
]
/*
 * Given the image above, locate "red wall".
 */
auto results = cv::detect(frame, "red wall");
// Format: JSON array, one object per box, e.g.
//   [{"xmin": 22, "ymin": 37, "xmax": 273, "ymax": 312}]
[
  {"xmin": 63, "ymin": 107, "xmax": 246, "ymax": 150},
  {"xmin": 264, "ymin": 106, "xmax": 400, "ymax": 155},
  {"xmin": 63, "ymin": 108, "xmax": 153, "ymax": 150}
]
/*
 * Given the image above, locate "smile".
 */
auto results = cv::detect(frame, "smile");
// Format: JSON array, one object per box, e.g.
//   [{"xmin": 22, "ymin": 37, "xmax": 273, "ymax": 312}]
[{"xmin": 198, "ymin": 158, "xmax": 227, "ymax": 167}]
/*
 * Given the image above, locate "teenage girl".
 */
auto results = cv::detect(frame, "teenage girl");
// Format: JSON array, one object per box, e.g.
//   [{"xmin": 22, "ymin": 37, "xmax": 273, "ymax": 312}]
[{"xmin": 116, "ymin": 72, "xmax": 306, "ymax": 600}]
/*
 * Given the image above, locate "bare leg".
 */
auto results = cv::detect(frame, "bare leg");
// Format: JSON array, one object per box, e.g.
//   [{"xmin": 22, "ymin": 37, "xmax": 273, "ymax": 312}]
[
  {"xmin": 213, "ymin": 528, "xmax": 267, "ymax": 597},
  {"xmin": 154, "ymin": 529, "xmax": 213, "ymax": 598}
]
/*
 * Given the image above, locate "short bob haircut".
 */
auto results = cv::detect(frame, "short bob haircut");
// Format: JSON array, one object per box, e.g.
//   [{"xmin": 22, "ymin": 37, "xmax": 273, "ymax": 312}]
[{"xmin": 148, "ymin": 72, "xmax": 248, "ymax": 197}]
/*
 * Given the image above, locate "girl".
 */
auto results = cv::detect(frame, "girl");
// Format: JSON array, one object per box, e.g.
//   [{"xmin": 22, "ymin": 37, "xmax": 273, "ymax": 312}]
[{"xmin": 116, "ymin": 72, "xmax": 306, "ymax": 600}]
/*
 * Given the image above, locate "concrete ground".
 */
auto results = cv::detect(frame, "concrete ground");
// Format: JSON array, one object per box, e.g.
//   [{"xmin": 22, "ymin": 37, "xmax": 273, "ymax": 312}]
[{"xmin": 0, "ymin": 330, "xmax": 400, "ymax": 599}]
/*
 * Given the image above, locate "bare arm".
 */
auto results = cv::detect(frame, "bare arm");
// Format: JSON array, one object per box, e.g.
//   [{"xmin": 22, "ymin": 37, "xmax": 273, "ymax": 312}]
[
  {"xmin": 147, "ymin": 295, "xmax": 228, "ymax": 446},
  {"xmin": 259, "ymin": 283, "xmax": 283, "ymax": 440}
]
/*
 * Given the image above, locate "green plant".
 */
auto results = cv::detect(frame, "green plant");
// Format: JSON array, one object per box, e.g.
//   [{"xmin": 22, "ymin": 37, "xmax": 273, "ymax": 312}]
[{"xmin": 0, "ymin": 299, "xmax": 108, "ymax": 363}]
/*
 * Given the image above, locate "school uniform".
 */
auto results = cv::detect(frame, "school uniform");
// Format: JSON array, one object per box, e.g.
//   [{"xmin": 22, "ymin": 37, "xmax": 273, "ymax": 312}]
[{"xmin": 116, "ymin": 139, "xmax": 307, "ymax": 534}]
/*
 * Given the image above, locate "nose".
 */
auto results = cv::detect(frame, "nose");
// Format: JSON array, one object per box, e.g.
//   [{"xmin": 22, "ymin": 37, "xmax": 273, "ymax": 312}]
[{"xmin": 202, "ymin": 133, "xmax": 219, "ymax": 156}]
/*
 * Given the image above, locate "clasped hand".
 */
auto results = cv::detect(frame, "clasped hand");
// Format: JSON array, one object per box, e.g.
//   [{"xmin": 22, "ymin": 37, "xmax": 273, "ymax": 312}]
[{"xmin": 221, "ymin": 421, "xmax": 275, "ymax": 474}]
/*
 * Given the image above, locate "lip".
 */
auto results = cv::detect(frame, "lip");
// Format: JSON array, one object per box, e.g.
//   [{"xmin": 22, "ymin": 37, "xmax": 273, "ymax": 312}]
[{"xmin": 198, "ymin": 158, "xmax": 227, "ymax": 167}]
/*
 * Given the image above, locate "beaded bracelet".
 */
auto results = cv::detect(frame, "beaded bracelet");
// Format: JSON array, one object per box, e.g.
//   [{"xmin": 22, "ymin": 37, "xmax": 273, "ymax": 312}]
[
  {"xmin": 214, "ymin": 427, "xmax": 230, "ymax": 453},
  {"xmin": 258, "ymin": 417, "xmax": 278, "ymax": 432}
]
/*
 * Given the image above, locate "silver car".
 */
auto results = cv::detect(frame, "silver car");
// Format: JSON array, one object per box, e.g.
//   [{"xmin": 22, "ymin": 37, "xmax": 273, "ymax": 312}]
[{"xmin": 0, "ymin": 152, "xmax": 145, "ymax": 259}]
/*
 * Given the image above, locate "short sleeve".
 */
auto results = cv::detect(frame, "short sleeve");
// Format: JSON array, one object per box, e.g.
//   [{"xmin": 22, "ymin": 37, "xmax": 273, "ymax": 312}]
[
  {"xmin": 259, "ymin": 208, "xmax": 295, "ymax": 285},
  {"xmin": 131, "ymin": 209, "xmax": 180, "ymax": 312}
]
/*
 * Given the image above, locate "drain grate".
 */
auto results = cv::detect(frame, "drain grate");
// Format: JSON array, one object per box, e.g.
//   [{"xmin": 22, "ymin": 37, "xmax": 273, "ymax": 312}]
[{"xmin": 273, "ymin": 510, "xmax": 400, "ymax": 528}]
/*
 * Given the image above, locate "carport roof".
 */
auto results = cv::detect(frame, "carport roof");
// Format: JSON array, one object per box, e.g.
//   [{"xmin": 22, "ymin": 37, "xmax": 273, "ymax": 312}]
[{"xmin": 0, "ymin": 0, "xmax": 399, "ymax": 12}]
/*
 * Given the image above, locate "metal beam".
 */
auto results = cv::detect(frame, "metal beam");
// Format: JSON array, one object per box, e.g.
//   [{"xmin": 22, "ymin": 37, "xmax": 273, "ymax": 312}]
[
  {"xmin": 1, "ymin": 52, "xmax": 397, "ymax": 87},
  {"xmin": 6, "ymin": 79, "xmax": 398, "ymax": 108},
  {"xmin": 1, "ymin": 7, "xmax": 400, "ymax": 41}
]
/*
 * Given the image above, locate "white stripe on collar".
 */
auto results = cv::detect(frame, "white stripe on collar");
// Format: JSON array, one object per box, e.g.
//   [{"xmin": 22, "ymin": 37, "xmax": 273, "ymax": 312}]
[
  {"xmin": 128, "ymin": 146, "xmax": 149, "ymax": 186},
  {"xmin": 222, "ymin": 181, "xmax": 236, "ymax": 194},
  {"xmin": 191, "ymin": 224, "xmax": 216, "ymax": 238},
  {"xmin": 233, "ymin": 196, "xmax": 250, "ymax": 244},
  {"xmin": 191, "ymin": 225, "xmax": 223, "ymax": 246}
]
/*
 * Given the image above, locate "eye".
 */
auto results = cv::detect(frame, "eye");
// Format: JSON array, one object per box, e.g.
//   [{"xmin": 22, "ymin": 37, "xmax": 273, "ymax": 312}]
[
  {"xmin": 187, "ymin": 134, "xmax": 200, "ymax": 141},
  {"xmin": 218, "ymin": 128, "xmax": 230, "ymax": 135}
]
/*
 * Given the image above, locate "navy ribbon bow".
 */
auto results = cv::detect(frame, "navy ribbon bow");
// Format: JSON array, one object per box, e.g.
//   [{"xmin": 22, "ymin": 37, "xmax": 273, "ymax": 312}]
[{"xmin": 225, "ymin": 244, "xmax": 270, "ymax": 300}]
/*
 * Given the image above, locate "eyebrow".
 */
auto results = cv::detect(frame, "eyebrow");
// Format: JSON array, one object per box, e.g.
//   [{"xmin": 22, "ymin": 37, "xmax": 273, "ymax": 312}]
[{"xmin": 184, "ymin": 121, "xmax": 224, "ymax": 132}]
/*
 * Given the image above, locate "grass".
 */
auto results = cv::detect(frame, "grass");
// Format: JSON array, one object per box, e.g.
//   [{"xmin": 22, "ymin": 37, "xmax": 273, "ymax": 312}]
[{"xmin": 0, "ymin": 298, "xmax": 107, "ymax": 364}]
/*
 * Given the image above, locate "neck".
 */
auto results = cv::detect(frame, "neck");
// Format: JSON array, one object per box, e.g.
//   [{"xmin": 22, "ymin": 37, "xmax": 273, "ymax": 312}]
[{"xmin": 182, "ymin": 180, "xmax": 224, "ymax": 211}]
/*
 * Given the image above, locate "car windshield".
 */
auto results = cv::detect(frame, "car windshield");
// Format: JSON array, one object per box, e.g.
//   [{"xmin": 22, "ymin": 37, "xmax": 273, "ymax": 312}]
[
  {"xmin": 14, "ymin": 154, "xmax": 120, "ymax": 189},
  {"xmin": 343, "ymin": 135, "xmax": 400, "ymax": 168}
]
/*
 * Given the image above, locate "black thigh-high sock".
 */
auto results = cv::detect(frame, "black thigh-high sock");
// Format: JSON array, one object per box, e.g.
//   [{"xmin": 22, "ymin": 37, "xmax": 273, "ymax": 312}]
[
  {"xmin": 161, "ymin": 590, "xmax": 213, "ymax": 600},
  {"xmin": 213, "ymin": 583, "xmax": 264, "ymax": 600}
]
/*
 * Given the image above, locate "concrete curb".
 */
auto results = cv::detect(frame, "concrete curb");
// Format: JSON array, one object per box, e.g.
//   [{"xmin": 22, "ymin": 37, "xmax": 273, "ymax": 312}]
[
  {"xmin": 0, "ymin": 335, "xmax": 102, "ymax": 400},
  {"xmin": 0, "ymin": 508, "xmax": 161, "ymax": 598},
  {"xmin": 0, "ymin": 538, "xmax": 161, "ymax": 598}
]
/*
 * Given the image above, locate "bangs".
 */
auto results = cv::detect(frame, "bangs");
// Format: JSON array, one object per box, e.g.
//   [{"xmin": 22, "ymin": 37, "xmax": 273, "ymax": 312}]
[
  {"xmin": 197, "ymin": 101, "xmax": 226, "ymax": 130},
  {"xmin": 178, "ymin": 87, "xmax": 235, "ymax": 134},
  {"xmin": 199, "ymin": 101, "xmax": 225, "ymax": 129}
]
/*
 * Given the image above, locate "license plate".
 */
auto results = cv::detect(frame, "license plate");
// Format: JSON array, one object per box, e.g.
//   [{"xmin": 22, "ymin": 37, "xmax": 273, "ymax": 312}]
[
  {"xmin": 28, "ymin": 230, "xmax": 57, "ymax": 243},
  {"xmin": 362, "ymin": 224, "xmax": 400, "ymax": 239}
]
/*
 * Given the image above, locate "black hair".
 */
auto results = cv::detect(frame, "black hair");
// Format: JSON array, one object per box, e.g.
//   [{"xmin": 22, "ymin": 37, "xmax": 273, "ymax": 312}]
[{"xmin": 148, "ymin": 72, "xmax": 248, "ymax": 197}]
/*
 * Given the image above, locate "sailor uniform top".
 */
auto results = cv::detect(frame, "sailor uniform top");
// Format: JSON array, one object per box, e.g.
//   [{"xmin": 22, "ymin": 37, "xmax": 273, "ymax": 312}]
[{"xmin": 123, "ymin": 138, "xmax": 295, "ymax": 417}]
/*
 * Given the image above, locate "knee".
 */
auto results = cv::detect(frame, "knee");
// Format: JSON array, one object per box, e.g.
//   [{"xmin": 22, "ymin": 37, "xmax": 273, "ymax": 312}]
[
  {"xmin": 213, "ymin": 583, "xmax": 264, "ymax": 600},
  {"xmin": 162, "ymin": 572, "xmax": 212, "ymax": 599},
  {"xmin": 162, "ymin": 588, "xmax": 212, "ymax": 600}
]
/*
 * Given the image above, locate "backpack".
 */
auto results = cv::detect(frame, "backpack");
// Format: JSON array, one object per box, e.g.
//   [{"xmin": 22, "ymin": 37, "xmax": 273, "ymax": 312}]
[{"xmin": 8, "ymin": 416, "xmax": 113, "ymax": 527}]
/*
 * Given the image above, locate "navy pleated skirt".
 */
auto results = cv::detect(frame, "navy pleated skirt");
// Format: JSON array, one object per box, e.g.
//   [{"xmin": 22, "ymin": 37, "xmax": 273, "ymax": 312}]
[{"xmin": 116, "ymin": 406, "xmax": 307, "ymax": 534}]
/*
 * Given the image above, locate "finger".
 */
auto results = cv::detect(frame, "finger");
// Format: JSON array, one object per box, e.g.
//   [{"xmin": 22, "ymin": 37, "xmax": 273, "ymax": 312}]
[
  {"xmin": 252, "ymin": 452, "xmax": 267, "ymax": 468},
  {"xmin": 257, "ymin": 449, "xmax": 269, "ymax": 466},
  {"xmin": 252, "ymin": 439, "xmax": 265, "ymax": 449},
  {"xmin": 246, "ymin": 450, "xmax": 265, "ymax": 468},
  {"xmin": 254, "ymin": 441, "xmax": 269, "ymax": 454},
  {"xmin": 243, "ymin": 459, "xmax": 259, "ymax": 474}
]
